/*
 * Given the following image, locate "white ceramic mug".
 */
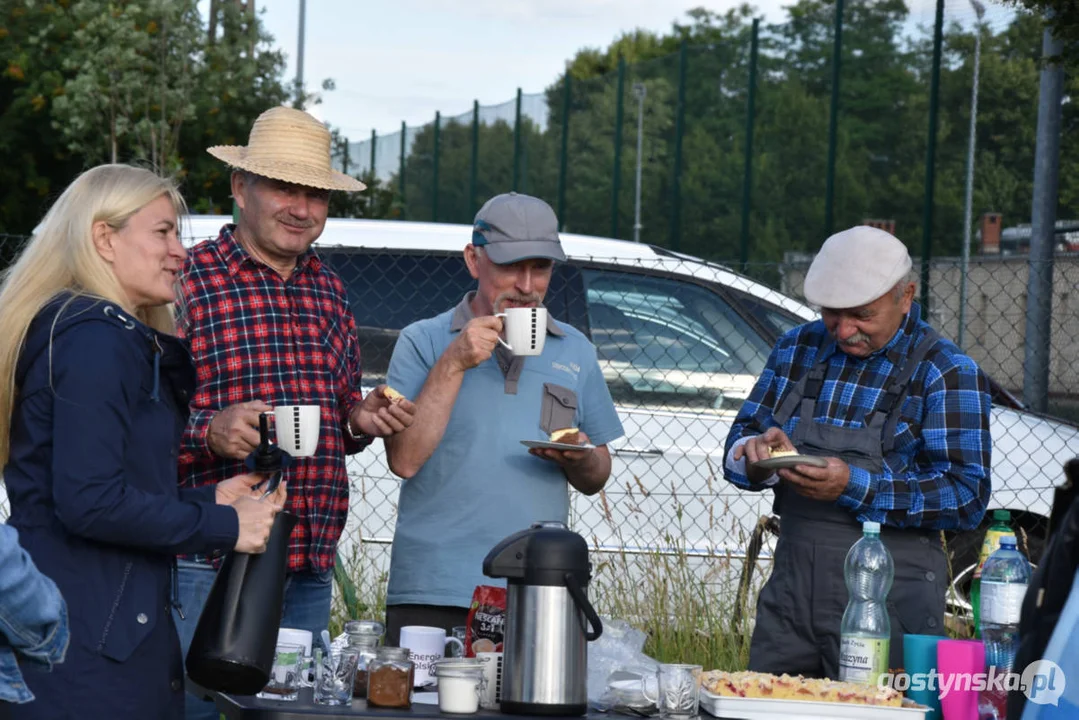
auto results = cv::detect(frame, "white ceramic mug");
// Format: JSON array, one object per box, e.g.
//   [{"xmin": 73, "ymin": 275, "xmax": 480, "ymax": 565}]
[
  {"xmin": 494, "ymin": 307, "xmax": 547, "ymax": 357},
  {"xmin": 400, "ymin": 626, "xmax": 465, "ymax": 688},
  {"xmin": 273, "ymin": 405, "xmax": 321, "ymax": 457}
]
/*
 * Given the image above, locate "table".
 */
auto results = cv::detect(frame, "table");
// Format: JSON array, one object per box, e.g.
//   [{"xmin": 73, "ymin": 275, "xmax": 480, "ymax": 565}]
[{"xmin": 189, "ymin": 681, "xmax": 633, "ymax": 720}]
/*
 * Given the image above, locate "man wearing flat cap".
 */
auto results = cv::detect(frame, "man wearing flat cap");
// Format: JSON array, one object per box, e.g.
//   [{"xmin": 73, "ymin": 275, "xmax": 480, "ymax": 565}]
[
  {"xmin": 380, "ymin": 192, "xmax": 624, "ymax": 644},
  {"xmin": 724, "ymin": 226, "xmax": 992, "ymax": 680},
  {"xmin": 173, "ymin": 106, "xmax": 417, "ymax": 720}
]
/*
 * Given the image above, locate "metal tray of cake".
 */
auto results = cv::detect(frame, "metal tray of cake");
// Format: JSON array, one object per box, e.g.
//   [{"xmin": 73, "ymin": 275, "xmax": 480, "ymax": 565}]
[{"xmin": 700, "ymin": 689, "xmax": 930, "ymax": 720}]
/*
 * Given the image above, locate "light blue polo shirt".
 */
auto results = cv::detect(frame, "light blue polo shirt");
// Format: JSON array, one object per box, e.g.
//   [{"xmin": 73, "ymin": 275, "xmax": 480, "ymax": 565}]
[{"xmin": 385, "ymin": 293, "xmax": 624, "ymax": 608}]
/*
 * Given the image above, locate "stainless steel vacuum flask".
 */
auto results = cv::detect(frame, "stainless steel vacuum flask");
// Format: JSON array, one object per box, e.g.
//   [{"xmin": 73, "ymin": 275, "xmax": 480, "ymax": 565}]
[{"xmin": 483, "ymin": 521, "xmax": 603, "ymax": 716}]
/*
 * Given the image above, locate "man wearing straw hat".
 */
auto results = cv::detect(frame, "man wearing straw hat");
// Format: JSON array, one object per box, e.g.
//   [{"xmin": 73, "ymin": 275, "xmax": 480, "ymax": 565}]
[{"xmin": 172, "ymin": 106, "xmax": 416, "ymax": 718}]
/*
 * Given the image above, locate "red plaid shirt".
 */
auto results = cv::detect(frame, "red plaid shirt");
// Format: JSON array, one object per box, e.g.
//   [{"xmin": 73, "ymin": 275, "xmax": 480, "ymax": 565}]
[{"xmin": 176, "ymin": 225, "xmax": 371, "ymax": 574}]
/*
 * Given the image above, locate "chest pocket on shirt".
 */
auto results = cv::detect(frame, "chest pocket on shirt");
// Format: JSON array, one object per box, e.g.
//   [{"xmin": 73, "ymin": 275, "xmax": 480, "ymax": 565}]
[{"xmin": 540, "ymin": 383, "xmax": 578, "ymax": 435}]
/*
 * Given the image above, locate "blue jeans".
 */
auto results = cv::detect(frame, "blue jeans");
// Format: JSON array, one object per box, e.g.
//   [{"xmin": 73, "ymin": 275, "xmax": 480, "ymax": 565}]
[{"xmin": 174, "ymin": 560, "xmax": 334, "ymax": 720}]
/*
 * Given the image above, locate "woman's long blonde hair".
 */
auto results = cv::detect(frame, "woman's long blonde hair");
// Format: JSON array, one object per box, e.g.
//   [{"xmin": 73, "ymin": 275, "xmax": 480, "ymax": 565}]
[{"xmin": 0, "ymin": 164, "xmax": 187, "ymax": 465}]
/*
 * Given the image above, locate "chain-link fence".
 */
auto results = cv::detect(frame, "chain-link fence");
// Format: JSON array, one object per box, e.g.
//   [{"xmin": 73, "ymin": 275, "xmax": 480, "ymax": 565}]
[{"xmin": 1, "ymin": 228, "xmax": 1073, "ymax": 632}]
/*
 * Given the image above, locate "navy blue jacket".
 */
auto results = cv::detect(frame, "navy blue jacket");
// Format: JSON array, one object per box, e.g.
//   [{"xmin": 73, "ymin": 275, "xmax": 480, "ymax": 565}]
[{"xmin": 4, "ymin": 295, "xmax": 238, "ymax": 719}]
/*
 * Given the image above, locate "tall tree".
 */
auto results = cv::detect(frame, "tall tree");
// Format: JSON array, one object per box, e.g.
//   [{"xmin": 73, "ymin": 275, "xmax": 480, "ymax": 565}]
[{"xmin": 51, "ymin": 0, "xmax": 202, "ymax": 173}]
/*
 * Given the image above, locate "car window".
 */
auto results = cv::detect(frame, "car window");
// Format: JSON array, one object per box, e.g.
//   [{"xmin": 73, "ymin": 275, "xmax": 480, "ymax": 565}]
[
  {"xmin": 581, "ymin": 269, "xmax": 773, "ymax": 413},
  {"xmin": 319, "ymin": 249, "xmax": 585, "ymax": 383}
]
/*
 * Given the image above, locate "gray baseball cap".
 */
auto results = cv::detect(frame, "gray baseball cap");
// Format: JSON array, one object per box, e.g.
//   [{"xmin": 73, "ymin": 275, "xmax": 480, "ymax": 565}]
[{"xmin": 471, "ymin": 192, "xmax": 567, "ymax": 264}]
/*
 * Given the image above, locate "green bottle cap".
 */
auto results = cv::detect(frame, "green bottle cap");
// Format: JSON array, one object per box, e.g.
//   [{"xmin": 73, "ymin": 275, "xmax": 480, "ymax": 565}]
[{"xmin": 992, "ymin": 509, "xmax": 1011, "ymax": 522}]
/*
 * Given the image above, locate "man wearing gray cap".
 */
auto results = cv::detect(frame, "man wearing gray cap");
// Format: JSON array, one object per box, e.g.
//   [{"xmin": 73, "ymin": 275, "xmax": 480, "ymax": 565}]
[
  {"xmin": 381, "ymin": 192, "xmax": 624, "ymax": 644},
  {"xmin": 724, "ymin": 226, "xmax": 992, "ymax": 679}
]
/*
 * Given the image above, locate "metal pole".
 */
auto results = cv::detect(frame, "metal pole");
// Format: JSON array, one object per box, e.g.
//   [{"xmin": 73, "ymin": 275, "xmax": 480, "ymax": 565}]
[
  {"xmin": 399, "ymin": 120, "xmax": 407, "ymax": 219},
  {"xmin": 470, "ymin": 100, "xmax": 479, "ymax": 219},
  {"xmin": 432, "ymin": 111, "xmax": 440, "ymax": 222},
  {"xmin": 919, "ymin": 0, "xmax": 946, "ymax": 316},
  {"xmin": 958, "ymin": 0, "xmax": 985, "ymax": 350},
  {"xmin": 557, "ymin": 72, "xmax": 571, "ymax": 230},
  {"xmin": 295, "ymin": 0, "xmax": 306, "ymax": 107},
  {"xmin": 669, "ymin": 40, "xmax": 687, "ymax": 251},
  {"xmin": 739, "ymin": 18, "xmax": 760, "ymax": 272},
  {"xmin": 370, "ymin": 129, "xmax": 377, "ymax": 179},
  {"xmin": 611, "ymin": 57, "xmax": 626, "ymax": 239},
  {"xmin": 1023, "ymin": 21, "xmax": 1065, "ymax": 412},
  {"xmin": 633, "ymin": 83, "xmax": 646, "ymax": 244},
  {"xmin": 512, "ymin": 88, "xmax": 522, "ymax": 192},
  {"xmin": 824, "ymin": 0, "xmax": 844, "ymax": 238}
]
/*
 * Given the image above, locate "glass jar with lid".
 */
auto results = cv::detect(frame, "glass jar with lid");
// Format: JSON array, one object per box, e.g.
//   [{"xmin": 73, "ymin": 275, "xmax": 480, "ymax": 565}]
[
  {"xmin": 343, "ymin": 620, "xmax": 384, "ymax": 698},
  {"xmin": 366, "ymin": 646, "xmax": 414, "ymax": 709}
]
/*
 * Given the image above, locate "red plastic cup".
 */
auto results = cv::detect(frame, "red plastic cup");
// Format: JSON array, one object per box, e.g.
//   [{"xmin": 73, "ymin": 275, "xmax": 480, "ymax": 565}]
[{"xmin": 936, "ymin": 639, "xmax": 985, "ymax": 720}]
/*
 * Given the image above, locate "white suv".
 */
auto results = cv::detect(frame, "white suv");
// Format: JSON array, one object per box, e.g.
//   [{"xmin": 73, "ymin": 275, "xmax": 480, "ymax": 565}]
[{"xmin": 181, "ymin": 216, "xmax": 1079, "ymax": 616}]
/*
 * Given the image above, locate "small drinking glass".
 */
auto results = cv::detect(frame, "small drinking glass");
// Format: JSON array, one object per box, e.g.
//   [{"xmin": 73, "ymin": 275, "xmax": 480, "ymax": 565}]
[
  {"xmin": 256, "ymin": 643, "xmax": 305, "ymax": 702},
  {"xmin": 449, "ymin": 626, "xmax": 467, "ymax": 658},
  {"xmin": 314, "ymin": 648, "xmax": 360, "ymax": 706},
  {"xmin": 651, "ymin": 663, "xmax": 702, "ymax": 719}
]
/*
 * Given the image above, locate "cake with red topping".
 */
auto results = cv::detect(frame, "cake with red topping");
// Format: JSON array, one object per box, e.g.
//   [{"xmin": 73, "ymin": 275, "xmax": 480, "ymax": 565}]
[{"xmin": 700, "ymin": 670, "xmax": 902, "ymax": 707}]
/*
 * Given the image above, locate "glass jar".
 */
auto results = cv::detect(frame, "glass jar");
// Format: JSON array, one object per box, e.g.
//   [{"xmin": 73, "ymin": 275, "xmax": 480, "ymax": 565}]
[
  {"xmin": 366, "ymin": 646, "xmax": 414, "ymax": 709},
  {"xmin": 344, "ymin": 619, "xmax": 384, "ymax": 698},
  {"xmin": 432, "ymin": 658, "xmax": 487, "ymax": 715}
]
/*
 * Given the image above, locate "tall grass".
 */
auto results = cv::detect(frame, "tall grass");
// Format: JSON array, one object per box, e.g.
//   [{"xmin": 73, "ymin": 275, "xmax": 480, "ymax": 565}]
[
  {"xmin": 584, "ymin": 496, "xmax": 768, "ymax": 671},
  {"xmin": 330, "ymin": 541, "xmax": 389, "ymax": 637}
]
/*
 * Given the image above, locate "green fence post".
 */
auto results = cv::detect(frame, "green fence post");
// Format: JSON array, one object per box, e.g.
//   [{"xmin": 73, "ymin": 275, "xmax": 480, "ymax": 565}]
[
  {"xmin": 399, "ymin": 120, "xmax": 407, "ymax": 220},
  {"xmin": 370, "ymin": 129, "xmax": 376, "ymax": 178},
  {"xmin": 739, "ymin": 19, "xmax": 760, "ymax": 272},
  {"xmin": 470, "ymin": 100, "xmax": 480, "ymax": 219},
  {"xmin": 824, "ymin": 0, "xmax": 844, "ymax": 239},
  {"xmin": 920, "ymin": 0, "xmax": 945, "ymax": 316},
  {"xmin": 512, "ymin": 88, "xmax": 522, "ymax": 192},
  {"xmin": 557, "ymin": 72, "xmax": 571, "ymax": 230},
  {"xmin": 432, "ymin": 111, "xmax": 441, "ymax": 223},
  {"xmin": 669, "ymin": 40, "xmax": 688, "ymax": 252},
  {"xmin": 611, "ymin": 56, "xmax": 626, "ymax": 239}
]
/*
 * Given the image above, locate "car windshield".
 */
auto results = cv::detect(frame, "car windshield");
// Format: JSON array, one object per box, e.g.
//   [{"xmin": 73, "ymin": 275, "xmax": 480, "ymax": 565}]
[{"xmin": 582, "ymin": 269, "xmax": 773, "ymax": 413}]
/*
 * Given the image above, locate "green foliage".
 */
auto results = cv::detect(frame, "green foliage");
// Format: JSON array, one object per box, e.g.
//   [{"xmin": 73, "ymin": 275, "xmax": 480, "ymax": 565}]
[
  {"xmin": 0, "ymin": 0, "xmax": 289, "ymax": 230},
  {"xmin": 1005, "ymin": 0, "xmax": 1079, "ymax": 55},
  {"xmin": 50, "ymin": 0, "xmax": 202, "ymax": 174}
]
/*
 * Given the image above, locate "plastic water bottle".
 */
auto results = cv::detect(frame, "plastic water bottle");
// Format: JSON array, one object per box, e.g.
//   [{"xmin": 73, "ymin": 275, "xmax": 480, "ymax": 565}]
[
  {"xmin": 978, "ymin": 535, "xmax": 1031, "ymax": 671},
  {"xmin": 971, "ymin": 510, "xmax": 1013, "ymax": 638},
  {"xmin": 839, "ymin": 521, "xmax": 894, "ymax": 685}
]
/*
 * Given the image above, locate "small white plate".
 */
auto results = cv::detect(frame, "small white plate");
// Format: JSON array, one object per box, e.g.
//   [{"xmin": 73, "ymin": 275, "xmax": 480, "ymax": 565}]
[
  {"xmin": 521, "ymin": 440, "xmax": 596, "ymax": 452},
  {"xmin": 751, "ymin": 454, "xmax": 829, "ymax": 470}
]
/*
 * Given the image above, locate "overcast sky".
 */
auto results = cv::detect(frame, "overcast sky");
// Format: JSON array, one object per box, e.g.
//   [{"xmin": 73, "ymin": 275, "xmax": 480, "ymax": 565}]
[{"xmin": 232, "ymin": 0, "xmax": 1005, "ymax": 144}]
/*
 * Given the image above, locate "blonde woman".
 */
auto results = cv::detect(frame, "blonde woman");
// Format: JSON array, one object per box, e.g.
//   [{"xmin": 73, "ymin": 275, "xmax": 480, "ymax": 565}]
[{"xmin": 0, "ymin": 165, "xmax": 285, "ymax": 720}]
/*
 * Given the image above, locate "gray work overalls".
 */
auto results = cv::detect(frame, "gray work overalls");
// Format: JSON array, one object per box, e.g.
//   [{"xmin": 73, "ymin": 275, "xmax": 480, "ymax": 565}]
[{"xmin": 747, "ymin": 330, "xmax": 949, "ymax": 679}]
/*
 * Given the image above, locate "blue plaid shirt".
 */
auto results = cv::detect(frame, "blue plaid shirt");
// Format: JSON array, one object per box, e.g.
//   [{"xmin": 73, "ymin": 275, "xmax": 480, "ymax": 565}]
[{"xmin": 724, "ymin": 304, "xmax": 991, "ymax": 531}]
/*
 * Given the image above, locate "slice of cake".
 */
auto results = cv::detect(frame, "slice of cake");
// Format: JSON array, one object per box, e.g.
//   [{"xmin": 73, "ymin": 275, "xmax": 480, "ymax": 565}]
[{"xmin": 549, "ymin": 427, "xmax": 581, "ymax": 444}]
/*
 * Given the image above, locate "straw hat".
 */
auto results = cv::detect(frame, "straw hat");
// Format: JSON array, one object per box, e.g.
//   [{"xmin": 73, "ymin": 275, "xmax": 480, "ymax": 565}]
[{"xmin": 207, "ymin": 106, "xmax": 365, "ymax": 192}]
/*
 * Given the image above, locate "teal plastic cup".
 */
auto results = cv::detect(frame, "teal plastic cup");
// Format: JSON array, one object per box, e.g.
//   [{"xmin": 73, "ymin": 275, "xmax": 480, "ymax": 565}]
[{"xmin": 903, "ymin": 633, "xmax": 944, "ymax": 720}]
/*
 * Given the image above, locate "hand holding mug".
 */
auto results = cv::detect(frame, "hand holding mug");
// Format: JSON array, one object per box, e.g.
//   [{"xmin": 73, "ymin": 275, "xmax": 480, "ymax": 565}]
[
  {"xmin": 447, "ymin": 316, "xmax": 503, "ymax": 371},
  {"xmin": 208, "ymin": 400, "xmax": 272, "ymax": 459}
]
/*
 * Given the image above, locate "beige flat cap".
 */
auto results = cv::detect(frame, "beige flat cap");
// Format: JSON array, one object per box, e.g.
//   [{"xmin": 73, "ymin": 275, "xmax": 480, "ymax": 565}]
[{"xmin": 803, "ymin": 226, "xmax": 912, "ymax": 309}]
